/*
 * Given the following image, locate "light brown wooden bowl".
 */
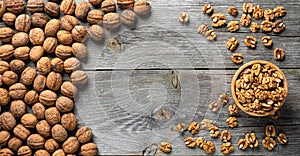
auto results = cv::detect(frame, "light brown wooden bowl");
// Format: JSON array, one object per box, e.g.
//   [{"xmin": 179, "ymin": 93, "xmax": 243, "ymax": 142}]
[{"xmin": 231, "ymin": 60, "xmax": 288, "ymax": 117}]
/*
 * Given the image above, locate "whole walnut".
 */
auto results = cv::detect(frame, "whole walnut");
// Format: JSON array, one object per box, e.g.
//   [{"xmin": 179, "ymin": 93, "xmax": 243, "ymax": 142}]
[
  {"xmin": 72, "ymin": 25, "xmax": 88, "ymax": 42},
  {"xmin": 34, "ymin": 150, "xmax": 50, "ymax": 156},
  {"xmin": 0, "ymin": 44, "xmax": 14, "ymax": 61},
  {"xmin": 0, "ymin": 148, "xmax": 14, "ymax": 156},
  {"xmin": 2, "ymin": 13, "xmax": 16, "ymax": 26},
  {"xmin": 46, "ymin": 71, "xmax": 63, "ymax": 91},
  {"xmin": 2, "ymin": 71, "xmax": 18, "ymax": 86},
  {"xmin": 61, "ymin": 113, "xmax": 77, "ymax": 131},
  {"xmin": 64, "ymin": 57, "xmax": 81, "ymax": 73},
  {"xmin": 45, "ymin": 19, "xmax": 60, "ymax": 37},
  {"xmin": 70, "ymin": 70, "xmax": 88, "ymax": 85},
  {"xmin": 51, "ymin": 58, "xmax": 64, "ymax": 73},
  {"xmin": 45, "ymin": 107, "xmax": 61, "ymax": 125},
  {"xmin": 72, "ymin": 43, "xmax": 88, "ymax": 59},
  {"xmin": 75, "ymin": 2, "xmax": 90, "ymax": 19},
  {"xmin": 0, "ymin": 88, "xmax": 10, "ymax": 106},
  {"xmin": 88, "ymin": 25, "xmax": 105, "ymax": 42},
  {"xmin": 21, "ymin": 67, "xmax": 37, "ymax": 85},
  {"xmin": 33, "ymin": 75, "xmax": 47, "ymax": 92},
  {"xmin": 103, "ymin": 13, "xmax": 121, "ymax": 30},
  {"xmin": 13, "ymin": 124, "xmax": 30, "ymax": 140},
  {"xmin": 55, "ymin": 45, "xmax": 73, "ymax": 60},
  {"xmin": 0, "ymin": 61, "xmax": 10, "ymax": 74},
  {"xmin": 15, "ymin": 14, "xmax": 31, "ymax": 33},
  {"xmin": 24, "ymin": 90, "xmax": 39, "ymax": 105},
  {"xmin": 18, "ymin": 146, "xmax": 32, "ymax": 156},
  {"xmin": 0, "ymin": 112, "xmax": 16, "ymax": 130},
  {"xmin": 0, "ymin": 130, "xmax": 11, "ymax": 146},
  {"xmin": 10, "ymin": 100, "xmax": 26, "ymax": 118},
  {"xmin": 88, "ymin": 0, "xmax": 103, "ymax": 5},
  {"xmin": 36, "ymin": 120, "xmax": 51, "ymax": 137},
  {"xmin": 102, "ymin": 0, "xmax": 116, "ymax": 13},
  {"xmin": 5, "ymin": 0, "xmax": 25, "ymax": 14},
  {"xmin": 81, "ymin": 143, "xmax": 98, "ymax": 156},
  {"xmin": 62, "ymin": 137, "xmax": 79, "ymax": 154},
  {"xmin": 37, "ymin": 57, "xmax": 51, "ymax": 76},
  {"xmin": 60, "ymin": 0, "xmax": 76, "ymax": 15},
  {"xmin": 52, "ymin": 149, "xmax": 66, "ymax": 156},
  {"xmin": 43, "ymin": 37, "xmax": 58, "ymax": 54},
  {"xmin": 9, "ymin": 83, "xmax": 27, "ymax": 100},
  {"xmin": 27, "ymin": 134, "xmax": 45, "ymax": 149},
  {"xmin": 12, "ymin": 32, "xmax": 29, "ymax": 47},
  {"xmin": 87, "ymin": 9, "xmax": 104, "ymax": 25},
  {"xmin": 56, "ymin": 96, "xmax": 74, "ymax": 113},
  {"xmin": 10, "ymin": 59, "xmax": 25, "ymax": 73},
  {"xmin": 14, "ymin": 46, "xmax": 30, "ymax": 61},
  {"xmin": 134, "ymin": 0, "xmax": 151, "ymax": 15},
  {"xmin": 121, "ymin": 10, "xmax": 137, "ymax": 26},
  {"xmin": 31, "ymin": 13, "xmax": 49, "ymax": 28},
  {"xmin": 8, "ymin": 137, "xmax": 23, "ymax": 151},
  {"xmin": 39, "ymin": 90, "xmax": 57, "ymax": 106},
  {"xmin": 27, "ymin": 0, "xmax": 44, "ymax": 13},
  {"xmin": 76, "ymin": 126, "xmax": 93, "ymax": 144},
  {"xmin": 44, "ymin": 2, "xmax": 60, "ymax": 17},
  {"xmin": 0, "ymin": 27, "xmax": 14, "ymax": 43},
  {"xmin": 30, "ymin": 46, "xmax": 44, "ymax": 62},
  {"xmin": 52, "ymin": 124, "xmax": 68, "ymax": 142},
  {"xmin": 61, "ymin": 15, "xmax": 79, "ymax": 31},
  {"xmin": 117, "ymin": 0, "xmax": 135, "ymax": 9},
  {"xmin": 61, "ymin": 81, "xmax": 77, "ymax": 98},
  {"xmin": 21, "ymin": 114, "xmax": 38, "ymax": 129},
  {"xmin": 32, "ymin": 103, "xmax": 45, "ymax": 119},
  {"xmin": 29, "ymin": 28, "xmax": 45, "ymax": 45},
  {"xmin": 45, "ymin": 139, "xmax": 59, "ymax": 153},
  {"xmin": 57, "ymin": 30, "xmax": 73, "ymax": 45}
]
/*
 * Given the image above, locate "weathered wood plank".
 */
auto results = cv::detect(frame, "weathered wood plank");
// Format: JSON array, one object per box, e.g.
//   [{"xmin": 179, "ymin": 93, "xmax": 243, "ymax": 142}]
[{"xmin": 75, "ymin": 69, "xmax": 300, "ymax": 155}]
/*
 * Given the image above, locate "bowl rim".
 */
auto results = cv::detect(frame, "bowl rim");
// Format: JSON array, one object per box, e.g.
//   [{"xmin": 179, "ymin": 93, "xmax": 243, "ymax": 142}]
[{"xmin": 231, "ymin": 60, "xmax": 288, "ymax": 117}]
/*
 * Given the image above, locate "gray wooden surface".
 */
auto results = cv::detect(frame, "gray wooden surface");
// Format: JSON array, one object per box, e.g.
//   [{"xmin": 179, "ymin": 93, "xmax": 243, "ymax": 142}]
[{"xmin": 76, "ymin": 0, "xmax": 300, "ymax": 155}]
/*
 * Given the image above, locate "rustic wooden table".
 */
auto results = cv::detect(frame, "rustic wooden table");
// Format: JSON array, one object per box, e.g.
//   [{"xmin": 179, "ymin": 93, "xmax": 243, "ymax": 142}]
[{"xmin": 74, "ymin": 0, "xmax": 300, "ymax": 155}]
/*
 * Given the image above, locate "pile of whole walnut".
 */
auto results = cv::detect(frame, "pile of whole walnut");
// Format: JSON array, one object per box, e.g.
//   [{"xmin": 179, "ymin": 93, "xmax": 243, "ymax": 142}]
[{"xmin": 0, "ymin": 0, "xmax": 151, "ymax": 155}]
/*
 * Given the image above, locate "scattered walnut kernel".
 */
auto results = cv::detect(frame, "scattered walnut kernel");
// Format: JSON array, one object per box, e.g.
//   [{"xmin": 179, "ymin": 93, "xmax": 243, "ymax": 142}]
[
  {"xmin": 209, "ymin": 126, "xmax": 219, "ymax": 138},
  {"xmin": 209, "ymin": 101, "xmax": 220, "ymax": 112},
  {"xmin": 262, "ymin": 136, "xmax": 276, "ymax": 151},
  {"xmin": 262, "ymin": 36, "xmax": 273, "ymax": 47},
  {"xmin": 178, "ymin": 12, "xmax": 189, "ymax": 24},
  {"xmin": 271, "ymin": 111, "xmax": 280, "ymax": 120},
  {"xmin": 273, "ymin": 20, "xmax": 285, "ymax": 33},
  {"xmin": 184, "ymin": 137, "xmax": 196, "ymax": 148},
  {"xmin": 201, "ymin": 119, "xmax": 214, "ymax": 130},
  {"xmin": 273, "ymin": 6, "xmax": 286, "ymax": 17},
  {"xmin": 197, "ymin": 24, "xmax": 209, "ymax": 36},
  {"xmin": 228, "ymin": 104, "xmax": 238, "ymax": 116},
  {"xmin": 226, "ymin": 37, "xmax": 239, "ymax": 51},
  {"xmin": 226, "ymin": 117, "xmax": 238, "ymax": 128},
  {"xmin": 228, "ymin": 6, "xmax": 238, "ymax": 17},
  {"xmin": 240, "ymin": 14, "xmax": 251, "ymax": 27},
  {"xmin": 195, "ymin": 137, "xmax": 206, "ymax": 149},
  {"xmin": 245, "ymin": 36, "xmax": 257, "ymax": 49},
  {"xmin": 250, "ymin": 22, "xmax": 260, "ymax": 33},
  {"xmin": 245, "ymin": 132, "xmax": 259, "ymax": 148},
  {"xmin": 218, "ymin": 93, "xmax": 229, "ymax": 105},
  {"xmin": 261, "ymin": 20, "xmax": 273, "ymax": 32},
  {"xmin": 265, "ymin": 124, "xmax": 276, "ymax": 137},
  {"xmin": 274, "ymin": 48, "xmax": 285, "ymax": 61},
  {"xmin": 220, "ymin": 130, "xmax": 231, "ymax": 142},
  {"xmin": 188, "ymin": 121, "xmax": 200, "ymax": 134},
  {"xmin": 238, "ymin": 138, "xmax": 248, "ymax": 150},
  {"xmin": 176, "ymin": 123, "xmax": 186, "ymax": 133},
  {"xmin": 227, "ymin": 21, "xmax": 239, "ymax": 32},
  {"xmin": 242, "ymin": 3, "xmax": 253, "ymax": 14},
  {"xmin": 253, "ymin": 5, "xmax": 264, "ymax": 19},
  {"xmin": 264, "ymin": 9, "xmax": 275, "ymax": 21},
  {"xmin": 277, "ymin": 133, "xmax": 288, "ymax": 144},
  {"xmin": 202, "ymin": 3, "xmax": 213, "ymax": 14},
  {"xmin": 160, "ymin": 142, "xmax": 172, "ymax": 153},
  {"xmin": 205, "ymin": 29, "xmax": 217, "ymax": 41},
  {"xmin": 203, "ymin": 141, "xmax": 215, "ymax": 154},
  {"xmin": 220, "ymin": 142, "xmax": 234, "ymax": 155},
  {"xmin": 211, "ymin": 13, "xmax": 226, "ymax": 27},
  {"xmin": 231, "ymin": 53, "xmax": 243, "ymax": 64}
]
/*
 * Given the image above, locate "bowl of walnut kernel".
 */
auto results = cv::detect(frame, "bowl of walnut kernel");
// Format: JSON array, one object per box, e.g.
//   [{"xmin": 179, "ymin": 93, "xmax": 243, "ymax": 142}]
[{"xmin": 231, "ymin": 60, "xmax": 288, "ymax": 117}]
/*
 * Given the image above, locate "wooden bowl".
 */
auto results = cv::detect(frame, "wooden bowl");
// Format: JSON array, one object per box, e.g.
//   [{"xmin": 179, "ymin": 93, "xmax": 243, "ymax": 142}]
[{"xmin": 231, "ymin": 60, "xmax": 288, "ymax": 117}]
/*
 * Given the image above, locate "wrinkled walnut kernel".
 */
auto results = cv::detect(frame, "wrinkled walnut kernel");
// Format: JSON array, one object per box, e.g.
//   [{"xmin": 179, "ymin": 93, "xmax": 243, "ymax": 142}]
[
  {"xmin": 253, "ymin": 5, "xmax": 264, "ymax": 19},
  {"xmin": 220, "ymin": 142, "xmax": 234, "ymax": 155},
  {"xmin": 240, "ymin": 14, "xmax": 251, "ymax": 27},
  {"xmin": 203, "ymin": 141, "xmax": 215, "ymax": 154},
  {"xmin": 205, "ymin": 30, "xmax": 217, "ymax": 41},
  {"xmin": 160, "ymin": 142, "xmax": 172, "ymax": 153},
  {"xmin": 262, "ymin": 136, "xmax": 276, "ymax": 151},
  {"xmin": 209, "ymin": 101, "xmax": 220, "ymax": 112},
  {"xmin": 201, "ymin": 119, "xmax": 214, "ymax": 130},
  {"xmin": 265, "ymin": 125, "xmax": 276, "ymax": 137},
  {"xmin": 197, "ymin": 24, "xmax": 209, "ymax": 36},
  {"xmin": 218, "ymin": 93, "xmax": 229, "ymax": 105},
  {"xmin": 273, "ymin": 20, "xmax": 285, "ymax": 33},
  {"xmin": 264, "ymin": 9, "xmax": 275, "ymax": 21},
  {"xmin": 261, "ymin": 20, "xmax": 273, "ymax": 32},
  {"xmin": 196, "ymin": 137, "xmax": 206, "ymax": 149},
  {"xmin": 202, "ymin": 4, "xmax": 213, "ymax": 14},
  {"xmin": 238, "ymin": 138, "xmax": 248, "ymax": 150},
  {"xmin": 228, "ymin": 6, "xmax": 238, "ymax": 17},
  {"xmin": 188, "ymin": 121, "xmax": 200, "ymax": 134},
  {"xmin": 228, "ymin": 104, "xmax": 239, "ymax": 115},
  {"xmin": 242, "ymin": 3, "xmax": 253, "ymax": 14},
  {"xmin": 220, "ymin": 130, "xmax": 231, "ymax": 142},
  {"xmin": 245, "ymin": 132, "xmax": 259, "ymax": 148},
  {"xmin": 226, "ymin": 37, "xmax": 239, "ymax": 51},
  {"xmin": 178, "ymin": 12, "xmax": 189, "ymax": 24},
  {"xmin": 262, "ymin": 36, "xmax": 273, "ymax": 47},
  {"xmin": 184, "ymin": 137, "xmax": 196, "ymax": 148},
  {"xmin": 274, "ymin": 48, "xmax": 285, "ymax": 61},
  {"xmin": 277, "ymin": 133, "xmax": 288, "ymax": 144},
  {"xmin": 226, "ymin": 117, "xmax": 238, "ymax": 128},
  {"xmin": 211, "ymin": 13, "xmax": 226, "ymax": 27},
  {"xmin": 273, "ymin": 6, "xmax": 286, "ymax": 17},
  {"xmin": 250, "ymin": 22, "xmax": 260, "ymax": 33},
  {"xmin": 227, "ymin": 21, "xmax": 239, "ymax": 32},
  {"xmin": 209, "ymin": 126, "xmax": 219, "ymax": 138},
  {"xmin": 245, "ymin": 36, "xmax": 257, "ymax": 49}
]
